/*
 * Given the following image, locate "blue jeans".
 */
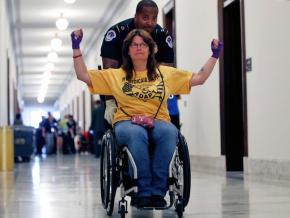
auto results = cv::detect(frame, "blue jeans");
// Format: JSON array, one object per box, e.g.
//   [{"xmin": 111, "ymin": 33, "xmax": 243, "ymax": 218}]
[{"xmin": 115, "ymin": 120, "xmax": 178, "ymax": 198}]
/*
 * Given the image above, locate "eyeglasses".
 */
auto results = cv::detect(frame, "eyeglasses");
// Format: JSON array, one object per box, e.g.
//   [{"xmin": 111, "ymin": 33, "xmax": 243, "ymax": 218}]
[{"xmin": 130, "ymin": 42, "xmax": 148, "ymax": 49}]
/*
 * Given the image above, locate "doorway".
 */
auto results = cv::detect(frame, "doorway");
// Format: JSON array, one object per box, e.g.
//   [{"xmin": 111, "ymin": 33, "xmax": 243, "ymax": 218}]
[
  {"xmin": 218, "ymin": 0, "xmax": 248, "ymax": 171},
  {"xmin": 163, "ymin": 0, "xmax": 176, "ymax": 66}
]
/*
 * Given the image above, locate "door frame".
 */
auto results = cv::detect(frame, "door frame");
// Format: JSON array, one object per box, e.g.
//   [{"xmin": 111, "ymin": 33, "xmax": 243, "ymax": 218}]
[{"xmin": 218, "ymin": 0, "xmax": 248, "ymax": 163}]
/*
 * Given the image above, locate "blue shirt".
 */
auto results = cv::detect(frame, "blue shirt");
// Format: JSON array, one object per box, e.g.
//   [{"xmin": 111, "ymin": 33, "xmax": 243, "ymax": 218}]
[{"xmin": 167, "ymin": 95, "xmax": 179, "ymax": 115}]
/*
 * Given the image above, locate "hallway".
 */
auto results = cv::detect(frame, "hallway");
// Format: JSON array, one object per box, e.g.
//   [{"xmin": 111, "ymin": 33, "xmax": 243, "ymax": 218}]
[{"xmin": 1, "ymin": 154, "xmax": 290, "ymax": 218}]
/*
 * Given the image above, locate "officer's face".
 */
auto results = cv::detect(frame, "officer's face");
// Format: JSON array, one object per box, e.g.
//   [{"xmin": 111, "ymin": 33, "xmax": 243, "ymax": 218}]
[{"xmin": 134, "ymin": 6, "xmax": 158, "ymax": 34}]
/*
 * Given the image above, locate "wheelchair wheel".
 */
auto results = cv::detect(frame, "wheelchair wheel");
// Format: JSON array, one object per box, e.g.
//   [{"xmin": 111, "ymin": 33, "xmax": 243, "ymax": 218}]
[
  {"xmin": 100, "ymin": 130, "xmax": 118, "ymax": 215},
  {"xmin": 175, "ymin": 133, "xmax": 191, "ymax": 207}
]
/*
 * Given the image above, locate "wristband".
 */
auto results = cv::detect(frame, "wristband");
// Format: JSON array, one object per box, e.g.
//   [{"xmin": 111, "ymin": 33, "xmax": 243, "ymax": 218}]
[{"xmin": 73, "ymin": 54, "xmax": 82, "ymax": 59}]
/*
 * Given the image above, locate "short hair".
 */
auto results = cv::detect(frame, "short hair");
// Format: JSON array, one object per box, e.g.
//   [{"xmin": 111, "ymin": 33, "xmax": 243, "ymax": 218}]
[
  {"xmin": 136, "ymin": 0, "xmax": 158, "ymax": 14},
  {"xmin": 16, "ymin": 113, "xmax": 21, "ymax": 119},
  {"xmin": 95, "ymin": 100, "xmax": 101, "ymax": 105}
]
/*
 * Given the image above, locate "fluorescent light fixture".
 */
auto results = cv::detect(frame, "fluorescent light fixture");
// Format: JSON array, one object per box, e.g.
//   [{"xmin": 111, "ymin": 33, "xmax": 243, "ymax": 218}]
[
  {"xmin": 43, "ymin": 71, "xmax": 52, "ymax": 81},
  {"xmin": 56, "ymin": 13, "xmax": 69, "ymax": 31},
  {"xmin": 64, "ymin": 0, "xmax": 76, "ymax": 4},
  {"xmin": 45, "ymin": 62, "xmax": 55, "ymax": 71},
  {"xmin": 51, "ymin": 34, "xmax": 62, "ymax": 50},
  {"xmin": 47, "ymin": 51, "xmax": 58, "ymax": 62},
  {"xmin": 37, "ymin": 71, "xmax": 52, "ymax": 103},
  {"xmin": 37, "ymin": 96, "xmax": 45, "ymax": 103}
]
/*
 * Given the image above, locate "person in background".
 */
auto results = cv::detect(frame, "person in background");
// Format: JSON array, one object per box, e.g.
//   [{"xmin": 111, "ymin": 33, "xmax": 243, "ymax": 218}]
[
  {"xmin": 167, "ymin": 95, "xmax": 181, "ymax": 129},
  {"xmin": 42, "ymin": 112, "xmax": 58, "ymax": 154},
  {"xmin": 13, "ymin": 113, "xmax": 23, "ymax": 125},
  {"xmin": 89, "ymin": 99, "xmax": 106, "ymax": 157},
  {"xmin": 71, "ymin": 28, "xmax": 222, "ymax": 208},
  {"xmin": 56, "ymin": 114, "xmax": 69, "ymax": 155},
  {"xmin": 67, "ymin": 114, "xmax": 77, "ymax": 154},
  {"xmin": 100, "ymin": 0, "xmax": 176, "ymax": 126},
  {"xmin": 35, "ymin": 116, "xmax": 46, "ymax": 155}
]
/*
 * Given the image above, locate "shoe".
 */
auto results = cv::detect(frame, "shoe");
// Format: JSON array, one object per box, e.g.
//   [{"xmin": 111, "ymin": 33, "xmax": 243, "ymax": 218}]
[
  {"xmin": 150, "ymin": 195, "xmax": 167, "ymax": 208},
  {"xmin": 137, "ymin": 196, "xmax": 151, "ymax": 208}
]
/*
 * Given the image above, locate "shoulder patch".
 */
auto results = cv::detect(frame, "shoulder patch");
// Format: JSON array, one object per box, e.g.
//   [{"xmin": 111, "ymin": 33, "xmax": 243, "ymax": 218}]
[
  {"xmin": 105, "ymin": 30, "xmax": 117, "ymax": 42},
  {"xmin": 165, "ymin": 35, "xmax": 173, "ymax": 48}
]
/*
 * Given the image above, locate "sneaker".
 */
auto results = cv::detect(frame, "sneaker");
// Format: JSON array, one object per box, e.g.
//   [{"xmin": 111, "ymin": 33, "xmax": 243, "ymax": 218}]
[
  {"xmin": 150, "ymin": 195, "xmax": 167, "ymax": 208},
  {"xmin": 137, "ymin": 196, "xmax": 151, "ymax": 208}
]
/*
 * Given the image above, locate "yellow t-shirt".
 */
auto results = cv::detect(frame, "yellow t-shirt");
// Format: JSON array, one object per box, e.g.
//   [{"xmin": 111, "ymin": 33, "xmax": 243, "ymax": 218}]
[{"xmin": 87, "ymin": 65, "xmax": 193, "ymax": 124}]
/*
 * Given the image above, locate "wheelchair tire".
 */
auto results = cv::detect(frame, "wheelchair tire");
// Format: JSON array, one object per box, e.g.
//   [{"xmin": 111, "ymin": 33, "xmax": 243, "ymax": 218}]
[
  {"xmin": 119, "ymin": 205, "xmax": 126, "ymax": 218},
  {"xmin": 177, "ymin": 133, "xmax": 191, "ymax": 207},
  {"xmin": 100, "ymin": 130, "xmax": 118, "ymax": 215},
  {"xmin": 176, "ymin": 202, "xmax": 184, "ymax": 218}
]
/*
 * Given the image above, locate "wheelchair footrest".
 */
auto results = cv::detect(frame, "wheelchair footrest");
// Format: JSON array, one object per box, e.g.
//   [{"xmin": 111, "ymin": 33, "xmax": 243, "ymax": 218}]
[{"xmin": 118, "ymin": 199, "xmax": 128, "ymax": 215}]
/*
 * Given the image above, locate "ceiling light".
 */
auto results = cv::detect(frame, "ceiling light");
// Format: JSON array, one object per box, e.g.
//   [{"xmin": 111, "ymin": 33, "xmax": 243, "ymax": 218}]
[
  {"xmin": 47, "ymin": 51, "xmax": 58, "ymax": 62},
  {"xmin": 37, "ymin": 96, "xmax": 45, "ymax": 103},
  {"xmin": 43, "ymin": 71, "xmax": 52, "ymax": 81},
  {"xmin": 56, "ymin": 13, "xmax": 69, "ymax": 31},
  {"xmin": 64, "ymin": 0, "xmax": 76, "ymax": 4},
  {"xmin": 51, "ymin": 33, "xmax": 62, "ymax": 50},
  {"xmin": 45, "ymin": 62, "xmax": 55, "ymax": 72}
]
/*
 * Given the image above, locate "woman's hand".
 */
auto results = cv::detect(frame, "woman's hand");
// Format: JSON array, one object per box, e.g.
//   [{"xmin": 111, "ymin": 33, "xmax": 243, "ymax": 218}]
[
  {"xmin": 71, "ymin": 29, "xmax": 83, "ymax": 49},
  {"xmin": 211, "ymin": 39, "xmax": 223, "ymax": 59}
]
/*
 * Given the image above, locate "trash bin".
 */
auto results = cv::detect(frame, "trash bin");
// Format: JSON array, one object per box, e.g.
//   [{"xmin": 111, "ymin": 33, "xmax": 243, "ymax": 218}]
[{"xmin": 0, "ymin": 126, "xmax": 14, "ymax": 171}]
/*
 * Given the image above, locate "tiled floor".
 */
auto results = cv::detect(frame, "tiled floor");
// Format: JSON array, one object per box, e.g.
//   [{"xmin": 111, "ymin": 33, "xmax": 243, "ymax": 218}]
[{"xmin": 1, "ymin": 154, "xmax": 290, "ymax": 218}]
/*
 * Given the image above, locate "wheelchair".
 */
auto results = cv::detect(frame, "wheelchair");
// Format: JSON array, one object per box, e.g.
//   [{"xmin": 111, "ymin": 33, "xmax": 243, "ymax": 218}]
[{"xmin": 100, "ymin": 129, "xmax": 191, "ymax": 218}]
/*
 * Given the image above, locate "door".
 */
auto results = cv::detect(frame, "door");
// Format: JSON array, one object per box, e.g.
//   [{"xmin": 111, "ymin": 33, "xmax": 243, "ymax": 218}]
[{"xmin": 219, "ymin": 0, "xmax": 248, "ymax": 171}]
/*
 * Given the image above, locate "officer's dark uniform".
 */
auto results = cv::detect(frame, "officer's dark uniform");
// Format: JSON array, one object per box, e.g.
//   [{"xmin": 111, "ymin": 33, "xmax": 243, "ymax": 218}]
[{"xmin": 101, "ymin": 18, "xmax": 174, "ymax": 66}]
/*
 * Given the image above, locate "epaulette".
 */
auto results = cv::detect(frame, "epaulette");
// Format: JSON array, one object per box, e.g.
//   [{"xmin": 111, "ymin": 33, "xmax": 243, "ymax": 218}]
[
  {"xmin": 155, "ymin": 27, "xmax": 169, "ymax": 35},
  {"xmin": 114, "ymin": 23, "xmax": 130, "ymax": 34}
]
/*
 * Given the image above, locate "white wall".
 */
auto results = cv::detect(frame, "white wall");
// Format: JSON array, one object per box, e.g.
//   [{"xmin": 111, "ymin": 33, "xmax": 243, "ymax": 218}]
[
  {"xmin": 244, "ymin": 0, "xmax": 290, "ymax": 160},
  {"xmin": 0, "ymin": 0, "xmax": 9, "ymax": 126},
  {"xmin": 0, "ymin": 0, "xmax": 19, "ymax": 126},
  {"xmin": 8, "ymin": 43, "xmax": 18, "ymax": 125},
  {"xmin": 175, "ymin": 0, "xmax": 221, "ymax": 157}
]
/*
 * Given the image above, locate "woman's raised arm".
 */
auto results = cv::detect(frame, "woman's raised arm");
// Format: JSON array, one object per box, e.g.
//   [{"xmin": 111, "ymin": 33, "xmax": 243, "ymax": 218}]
[
  {"xmin": 190, "ymin": 39, "xmax": 223, "ymax": 87},
  {"xmin": 71, "ymin": 29, "xmax": 92, "ymax": 86}
]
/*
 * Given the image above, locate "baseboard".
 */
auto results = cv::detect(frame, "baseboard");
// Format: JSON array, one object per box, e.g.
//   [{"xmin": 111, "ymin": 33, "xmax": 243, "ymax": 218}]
[
  {"xmin": 189, "ymin": 155, "xmax": 226, "ymax": 175},
  {"xmin": 244, "ymin": 157, "xmax": 290, "ymax": 185}
]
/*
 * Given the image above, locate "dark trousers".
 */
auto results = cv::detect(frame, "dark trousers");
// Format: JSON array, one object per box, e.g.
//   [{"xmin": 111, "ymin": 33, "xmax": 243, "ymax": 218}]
[{"xmin": 170, "ymin": 114, "xmax": 180, "ymax": 130}]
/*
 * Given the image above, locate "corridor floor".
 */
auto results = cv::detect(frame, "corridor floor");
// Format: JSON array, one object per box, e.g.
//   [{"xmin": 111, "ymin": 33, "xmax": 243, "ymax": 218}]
[{"xmin": 1, "ymin": 154, "xmax": 290, "ymax": 218}]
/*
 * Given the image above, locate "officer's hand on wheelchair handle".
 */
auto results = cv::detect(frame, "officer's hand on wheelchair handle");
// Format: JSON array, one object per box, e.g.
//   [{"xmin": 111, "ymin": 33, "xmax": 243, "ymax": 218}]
[
  {"xmin": 105, "ymin": 99, "xmax": 117, "ymax": 125},
  {"xmin": 211, "ymin": 39, "xmax": 223, "ymax": 59},
  {"xmin": 71, "ymin": 29, "xmax": 83, "ymax": 49}
]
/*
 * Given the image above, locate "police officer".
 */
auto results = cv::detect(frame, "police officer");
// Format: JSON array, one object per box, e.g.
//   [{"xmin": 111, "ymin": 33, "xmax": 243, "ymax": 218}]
[{"xmin": 101, "ymin": 0, "xmax": 179, "ymax": 125}]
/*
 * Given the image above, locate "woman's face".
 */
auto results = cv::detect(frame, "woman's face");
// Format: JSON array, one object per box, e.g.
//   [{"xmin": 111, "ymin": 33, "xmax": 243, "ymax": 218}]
[{"xmin": 128, "ymin": 35, "xmax": 149, "ymax": 62}]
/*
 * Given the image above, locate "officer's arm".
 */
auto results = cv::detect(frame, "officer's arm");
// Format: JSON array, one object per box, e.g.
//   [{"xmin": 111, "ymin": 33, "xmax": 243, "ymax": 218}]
[
  {"xmin": 102, "ymin": 57, "xmax": 119, "ymax": 69},
  {"xmin": 156, "ymin": 29, "xmax": 174, "ymax": 67}
]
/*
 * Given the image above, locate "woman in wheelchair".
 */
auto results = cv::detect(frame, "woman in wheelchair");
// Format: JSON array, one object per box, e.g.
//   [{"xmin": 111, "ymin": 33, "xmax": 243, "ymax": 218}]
[{"xmin": 71, "ymin": 29, "xmax": 222, "ymax": 208}]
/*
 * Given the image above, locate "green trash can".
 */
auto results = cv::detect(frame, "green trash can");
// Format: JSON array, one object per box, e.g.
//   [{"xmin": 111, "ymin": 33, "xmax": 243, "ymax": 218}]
[{"xmin": 0, "ymin": 126, "xmax": 14, "ymax": 171}]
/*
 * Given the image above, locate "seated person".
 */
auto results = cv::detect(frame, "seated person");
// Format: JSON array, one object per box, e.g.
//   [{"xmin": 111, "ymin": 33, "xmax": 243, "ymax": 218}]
[{"xmin": 71, "ymin": 28, "xmax": 222, "ymax": 208}]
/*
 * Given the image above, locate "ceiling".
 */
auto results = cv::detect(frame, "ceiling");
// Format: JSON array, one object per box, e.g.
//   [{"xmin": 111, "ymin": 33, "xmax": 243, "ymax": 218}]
[{"xmin": 7, "ymin": 0, "xmax": 128, "ymax": 107}]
